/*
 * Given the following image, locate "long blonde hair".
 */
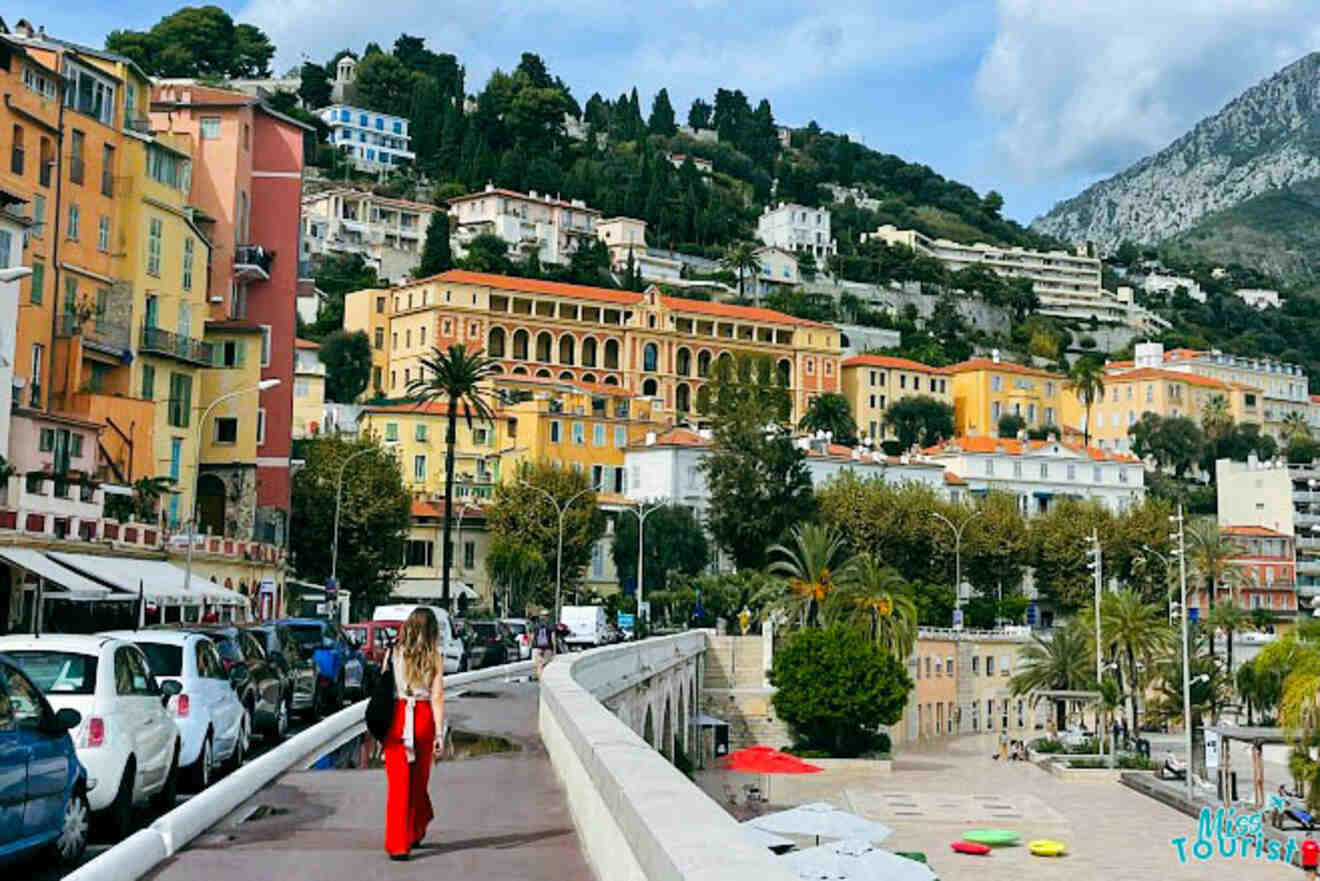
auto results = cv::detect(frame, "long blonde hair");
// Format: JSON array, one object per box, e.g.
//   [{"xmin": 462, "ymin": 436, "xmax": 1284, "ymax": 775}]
[{"xmin": 396, "ymin": 608, "xmax": 440, "ymax": 688}]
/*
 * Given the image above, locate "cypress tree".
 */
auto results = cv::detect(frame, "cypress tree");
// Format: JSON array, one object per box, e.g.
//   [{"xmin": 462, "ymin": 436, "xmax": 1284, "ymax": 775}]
[{"xmin": 417, "ymin": 213, "xmax": 452, "ymax": 276}]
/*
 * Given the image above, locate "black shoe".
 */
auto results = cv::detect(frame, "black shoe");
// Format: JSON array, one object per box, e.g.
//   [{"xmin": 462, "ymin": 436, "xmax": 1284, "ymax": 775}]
[{"xmin": 390, "ymin": 853, "xmax": 410, "ymax": 862}]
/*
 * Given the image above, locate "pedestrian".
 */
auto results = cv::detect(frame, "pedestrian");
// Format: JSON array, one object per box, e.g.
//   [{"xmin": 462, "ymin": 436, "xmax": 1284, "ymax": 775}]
[
  {"xmin": 1120, "ymin": 716, "xmax": 1129, "ymax": 746},
  {"xmin": 1302, "ymin": 833, "xmax": 1318, "ymax": 879},
  {"xmin": 381, "ymin": 608, "xmax": 446, "ymax": 862},
  {"xmin": 1253, "ymin": 741, "xmax": 1266, "ymax": 810},
  {"xmin": 532, "ymin": 616, "xmax": 555, "ymax": 680}
]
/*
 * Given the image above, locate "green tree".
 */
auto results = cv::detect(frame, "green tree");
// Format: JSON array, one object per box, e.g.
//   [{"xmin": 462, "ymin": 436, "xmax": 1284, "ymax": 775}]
[
  {"xmin": 1289, "ymin": 435, "xmax": 1320, "ymax": 464},
  {"xmin": 1026, "ymin": 498, "xmax": 1115, "ymax": 611},
  {"xmin": 312, "ymin": 253, "xmax": 379, "ymax": 337},
  {"xmin": 831, "ymin": 554, "xmax": 918, "ymax": 659},
  {"xmin": 816, "ymin": 476, "xmax": 945, "ymax": 585},
  {"xmin": 417, "ymin": 213, "xmax": 452, "ymax": 277},
  {"xmin": 289, "ymin": 436, "xmax": 411, "ymax": 617},
  {"xmin": 647, "ymin": 87, "xmax": 677, "ymax": 136},
  {"xmin": 1099, "ymin": 588, "xmax": 1170, "ymax": 732},
  {"xmin": 299, "ymin": 62, "xmax": 332, "ymax": 109},
  {"xmin": 611, "ymin": 504, "xmax": 709, "ymax": 590},
  {"xmin": 1010, "ymin": 620, "xmax": 1092, "ymax": 730},
  {"xmin": 406, "ymin": 344, "xmax": 498, "ymax": 607},
  {"xmin": 962, "ymin": 491, "xmax": 1030, "ymax": 600},
  {"xmin": 797, "ymin": 393, "xmax": 857, "ymax": 444},
  {"xmin": 1128, "ymin": 414, "xmax": 1206, "ymax": 478},
  {"xmin": 486, "ymin": 462, "xmax": 607, "ymax": 608},
  {"xmin": 457, "ymin": 233, "xmax": 513, "ymax": 274},
  {"xmin": 319, "ymin": 330, "xmax": 372, "ymax": 403},
  {"xmin": 882, "ymin": 395, "xmax": 954, "ymax": 448},
  {"xmin": 1066, "ymin": 357, "xmax": 1106, "ymax": 447},
  {"xmin": 353, "ymin": 52, "xmax": 419, "ymax": 117},
  {"xmin": 765, "ymin": 523, "xmax": 854, "ymax": 628},
  {"xmin": 106, "ymin": 6, "xmax": 275, "ymax": 78},
  {"xmin": 1284, "ymin": 411, "xmax": 1311, "ymax": 443},
  {"xmin": 687, "ymin": 98, "xmax": 713, "ymax": 129},
  {"xmin": 998, "ymin": 412, "xmax": 1027, "ymax": 438},
  {"xmin": 1200, "ymin": 393, "xmax": 1233, "ymax": 443},
  {"xmin": 770, "ymin": 625, "xmax": 912, "ymax": 757},
  {"xmin": 720, "ymin": 241, "xmax": 762, "ymax": 304},
  {"xmin": 484, "ymin": 537, "xmax": 547, "ymax": 618},
  {"xmin": 1186, "ymin": 517, "xmax": 1250, "ymax": 665}
]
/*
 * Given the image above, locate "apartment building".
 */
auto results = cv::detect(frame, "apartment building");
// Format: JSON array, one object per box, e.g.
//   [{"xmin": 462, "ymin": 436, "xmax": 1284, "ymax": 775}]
[
  {"xmin": 301, "ymin": 187, "xmax": 438, "ymax": 284},
  {"xmin": 347, "ymin": 270, "xmax": 843, "ymax": 424},
  {"xmin": 595, "ymin": 217, "xmax": 682, "ymax": 282},
  {"xmin": 1186, "ymin": 526, "xmax": 1298, "ymax": 624},
  {"xmin": 925, "ymin": 436, "xmax": 1146, "ymax": 516},
  {"xmin": 448, "ymin": 185, "xmax": 600, "ymax": 266},
  {"xmin": 317, "ymin": 103, "xmax": 413, "ymax": 172},
  {"xmin": 0, "ymin": 192, "xmax": 29, "ymax": 458},
  {"xmin": 841, "ymin": 354, "xmax": 950, "ymax": 444},
  {"xmin": 152, "ymin": 83, "xmax": 310, "ymax": 544},
  {"xmin": 292, "ymin": 338, "xmax": 325, "ymax": 438},
  {"xmin": 1235, "ymin": 288, "xmax": 1281, "ymax": 310},
  {"xmin": 947, "ymin": 355, "xmax": 1063, "ymax": 438},
  {"xmin": 1141, "ymin": 272, "xmax": 1205, "ymax": 304},
  {"xmin": 1220, "ymin": 456, "xmax": 1320, "ymax": 609},
  {"xmin": 757, "ymin": 202, "xmax": 836, "ymax": 261},
  {"xmin": 752, "ymin": 246, "xmax": 800, "ymax": 300}
]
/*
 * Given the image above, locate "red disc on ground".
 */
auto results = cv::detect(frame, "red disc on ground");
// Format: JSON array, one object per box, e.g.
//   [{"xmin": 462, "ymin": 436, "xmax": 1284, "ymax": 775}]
[{"xmin": 951, "ymin": 840, "xmax": 992, "ymax": 855}]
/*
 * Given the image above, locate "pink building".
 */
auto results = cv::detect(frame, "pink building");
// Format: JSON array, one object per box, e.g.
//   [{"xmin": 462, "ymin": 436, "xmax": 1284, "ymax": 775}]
[{"xmin": 151, "ymin": 84, "xmax": 309, "ymax": 544}]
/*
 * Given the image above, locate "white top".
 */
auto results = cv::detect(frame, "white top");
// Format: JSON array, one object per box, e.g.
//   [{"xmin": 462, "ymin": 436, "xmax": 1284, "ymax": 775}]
[{"xmin": 390, "ymin": 650, "xmax": 444, "ymax": 699}]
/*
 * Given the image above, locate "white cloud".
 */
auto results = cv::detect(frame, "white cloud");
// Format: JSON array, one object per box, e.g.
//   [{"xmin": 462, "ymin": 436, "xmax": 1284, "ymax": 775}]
[{"xmin": 975, "ymin": 0, "xmax": 1320, "ymax": 183}]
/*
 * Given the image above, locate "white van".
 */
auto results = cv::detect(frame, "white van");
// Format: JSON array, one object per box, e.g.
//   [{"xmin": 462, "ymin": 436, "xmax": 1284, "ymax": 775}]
[
  {"xmin": 560, "ymin": 605, "xmax": 610, "ymax": 649},
  {"xmin": 371, "ymin": 604, "xmax": 468, "ymax": 673}
]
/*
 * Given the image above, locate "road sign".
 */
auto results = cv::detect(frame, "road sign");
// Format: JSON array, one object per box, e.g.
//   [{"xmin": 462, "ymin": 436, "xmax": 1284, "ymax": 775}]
[
  {"xmin": 952, "ymin": 608, "xmax": 964, "ymax": 630},
  {"xmin": 1205, "ymin": 730, "xmax": 1220, "ymax": 769},
  {"xmin": 617, "ymin": 612, "xmax": 635, "ymax": 630}
]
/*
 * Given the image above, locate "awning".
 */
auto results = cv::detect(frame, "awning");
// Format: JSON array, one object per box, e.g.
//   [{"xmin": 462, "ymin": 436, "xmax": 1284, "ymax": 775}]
[
  {"xmin": 1033, "ymin": 491, "xmax": 1055, "ymax": 499},
  {"xmin": 694, "ymin": 714, "xmax": 729, "ymax": 728},
  {"xmin": 392, "ymin": 579, "xmax": 479, "ymax": 601},
  {"xmin": 0, "ymin": 548, "xmax": 132, "ymax": 601},
  {"xmin": 48, "ymin": 552, "xmax": 246, "ymax": 606}
]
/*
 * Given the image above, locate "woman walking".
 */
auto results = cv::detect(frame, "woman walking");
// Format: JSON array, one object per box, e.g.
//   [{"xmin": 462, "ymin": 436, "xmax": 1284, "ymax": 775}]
[{"xmin": 383, "ymin": 608, "xmax": 446, "ymax": 861}]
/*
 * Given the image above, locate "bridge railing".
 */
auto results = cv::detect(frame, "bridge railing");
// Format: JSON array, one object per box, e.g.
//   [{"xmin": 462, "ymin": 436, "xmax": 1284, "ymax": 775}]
[{"xmin": 540, "ymin": 632, "xmax": 800, "ymax": 881}]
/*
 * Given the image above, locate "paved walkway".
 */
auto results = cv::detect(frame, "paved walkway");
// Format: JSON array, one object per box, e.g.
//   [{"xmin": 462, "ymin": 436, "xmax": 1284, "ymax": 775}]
[{"xmin": 145, "ymin": 678, "xmax": 592, "ymax": 881}]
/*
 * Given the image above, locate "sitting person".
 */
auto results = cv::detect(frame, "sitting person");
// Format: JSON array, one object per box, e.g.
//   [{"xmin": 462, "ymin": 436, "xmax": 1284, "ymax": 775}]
[{"xmin": 1162, "ymin": 751, "xmax": 1187, "ymax": 780}]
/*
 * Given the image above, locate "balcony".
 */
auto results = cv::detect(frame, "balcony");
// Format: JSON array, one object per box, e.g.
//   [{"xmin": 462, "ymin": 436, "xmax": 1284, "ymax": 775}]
[
  {"xmin": 57, "ymin": 313, "xmax": 133, "ymax": 361},
  {"xmin": 234, "ymin": 243, "xmax": 274, "ymax": 282},
  {"xmin": 124, "ymin": 115, "xmax": 152, "ymax": 135},
  {"xmin": 140, "ymin": 326, "xmax": 212, "ymax": 367}
]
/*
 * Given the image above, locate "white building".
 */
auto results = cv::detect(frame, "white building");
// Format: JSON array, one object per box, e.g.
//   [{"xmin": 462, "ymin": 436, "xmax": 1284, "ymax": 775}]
[
  {"xmin": 1142, "ymin": 272, "xmax": 1205, "ymax": 304},
  {"xmin": 666, "ymin": 153, "xmax": 713, "ymax": 174},
  {"xmin": 301, "ymin": 188, "xmax": 438, "ymax": 284},
  {"xmin": 1215, "ymin": 456, "xmax": 1294, "ymax": 537},
  {"xmin": 596, "ymin": 217, "xmax": 683, "ymax": 282},
  {"xmin": 824, "ymin": 183, "xmax": 881, "ymax": 212},
  {"xmin": 318, "ymin": 103, "xmax": 414, "ymax": 172},
  {"xmin": 863, "ymin": 224, "xmax": 1166, "ymax": 331},
  {"xmin": 757, "ymin": 202, "xmax": 836, "ymax": 261},
  {"xmin": 752, "ymin": 246, "xmax": 800, "ymax": 299},
  {"xmin": 925, "ymin": 436, "xmax": 1146, "ymax": 515},
  {"xmin": 0, "ymin": 195, "xmax": 31, "ymax": 459},
  {"xmin": 1235, "ymin": 288, "xmax": 1282, "ymax": 310},
  {"xmin": 448, "ymin": 185, "xmax": 600, "ymax": 267}
]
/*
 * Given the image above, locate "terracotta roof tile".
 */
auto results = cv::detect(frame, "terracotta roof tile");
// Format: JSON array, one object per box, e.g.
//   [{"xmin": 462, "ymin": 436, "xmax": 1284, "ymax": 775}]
[
  {"xmin": 1221, "ymin": 525, "xmax": 1291, "ymax": 538},
  {"xmin": 842, "ymin": 354, "xmax": 945, "ymax": 372},
  {"xmin": 295, "ymin": 338, "xmax": 321, "ymax": 350},
  {"xmin": 944, "ymin": 471, "xmax": 967, "ymax": 485},
  {"xmin": 411, "ymin": 500, "xmax": 486, "ymax": 519},
  {"xmin": 923, "ymin": 435, "xmax": 1140, "ymax": 463},
  {"xmin": 492, "ymin": 373, "xmax": 635, "ymax": 398},
  {"xmin": 362, "ymin": 400, "xmax": 489, "ymax": 417},
  {"xmin": 627, "ymin": 427, "xmax": 710, "ymax": 448},
  {"xmin": 660, "ymin": 294, "xmax": 827, "ymax": 327},
  {"xmin": 1107, "ymin": 367, "xmax": 1228, "ymax": 389},
  {"xmin": 946, "ymin": 358, "xmax": 1062, "ymax": 379}
]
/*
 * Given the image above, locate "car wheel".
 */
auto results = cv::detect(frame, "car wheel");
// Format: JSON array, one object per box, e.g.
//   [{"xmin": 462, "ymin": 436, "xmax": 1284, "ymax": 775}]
[
  {"xmin": 275, "ymin": 696, "xmax": 290, "ymax": 740},
  {"xmin": 151, "ymin": 744, "xmax": 179, "ymax": 812},
  {"xmin": 103, "ymin": 759, "xmax": 134, "ymax": 838},
  {"xmin": 51, "ymin": 785, "xmax": 90, "ymax": 863},
  {"xmin": 188, "ymin": 733, "xmax": 213, "ymax": 791},
  {"xmin": 226, "ymin": 716, "xmax": 248, "ymax": 773}
]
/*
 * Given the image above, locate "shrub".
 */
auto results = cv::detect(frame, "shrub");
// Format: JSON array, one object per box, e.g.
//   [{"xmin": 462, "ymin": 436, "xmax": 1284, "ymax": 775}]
[
  {"xmin": 1031, "ymin": 738, "xmax": 1065, "ymax": 754},
  {"xmin": 1067, "ymin": 758, "xmax": 1108, "ymax": 769},
  {"xmin": 770, "ymin": 625, "xmax": 912, "ymax": 757},
  {"xmin": 1080, "ymin": 335, "xmax": 1098, "ymax": 349},
  {"xmin": 1117, "ymin": 753, "xmax": 1154, "ymax": 770},
  {"xmin": 1066, "ymin": 738, "xmax": 1101, "ymax": 755}
]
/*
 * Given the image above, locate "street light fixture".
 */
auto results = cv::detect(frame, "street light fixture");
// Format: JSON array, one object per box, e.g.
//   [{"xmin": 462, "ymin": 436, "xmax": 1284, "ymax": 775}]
[
  {"xmin": 186, "ymin": 379, "xmax": 280, "ymax": 600},
  {"xmin": 932, "ymin": 509, "xmax": 980, "ymax": 627},
  {"xmin": 623, "ymin": 499, "xmax": 666, "ymax": 631},
  {"xmin": 1085, "ymin": 529, "xmax": 1112, "ymax": 768},
  {"xmin": 519, "ymin": 478, "xmax": 599, "ymax": 623},
  {"xmin": 330, "ymin": 444, "xmax": 381, "ymax": 585}
]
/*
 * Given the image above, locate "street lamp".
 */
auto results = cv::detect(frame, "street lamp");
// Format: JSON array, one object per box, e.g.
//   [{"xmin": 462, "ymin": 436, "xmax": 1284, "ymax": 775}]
[
  {"xmin": 186, "ymin": 379, "xmax": 280, "ymax": 599},
  {"xmin": 519, "ymin": 479, "xmax": 599, "ymax": 623},
  {"xmin": 932, "ymin": 509, "xmax": 980, "ymax": 627},
  {"xmin": 448, "ymin": 499, "xmax": 478, "ymax": 606},
  {"xmin": 1085, "ymin": 529, "xmax": 1112, "ymax": 768},
  {"xmin": 623, "ymin": 499, "xmax": 666, "ymax": 631},
  {"xmin": 330, "ymin": 444, "xmax": 380, "ymax": 585},
  {"xmin": 1139, "ymin": 544, "xmax": 1177, "ymax": 622},
  {"xmin": 1171, "ymin": 505, "xmax": 1194, "ymax": 803}
]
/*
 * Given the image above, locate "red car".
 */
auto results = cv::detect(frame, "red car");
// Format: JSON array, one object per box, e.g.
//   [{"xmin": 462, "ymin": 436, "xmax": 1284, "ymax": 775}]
[{"xmin": 344, "ymin": 620, "xmax": 402, "ymax": 680}]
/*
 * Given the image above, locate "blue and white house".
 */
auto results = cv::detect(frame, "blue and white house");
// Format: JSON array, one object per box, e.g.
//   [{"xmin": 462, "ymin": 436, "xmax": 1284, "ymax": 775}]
[{"xmin": 318, "ymin": 103, "xmax": 414, "ymax": 172}]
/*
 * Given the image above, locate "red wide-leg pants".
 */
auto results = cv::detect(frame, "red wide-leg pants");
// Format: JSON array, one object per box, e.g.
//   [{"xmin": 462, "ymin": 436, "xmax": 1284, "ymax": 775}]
[{"xmin": 383, "ymin": 699, "xmax": 435, "ymax": 856}]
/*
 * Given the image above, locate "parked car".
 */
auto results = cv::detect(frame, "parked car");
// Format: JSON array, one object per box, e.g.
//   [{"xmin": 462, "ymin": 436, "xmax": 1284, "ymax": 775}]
[
  {"xmin": 195, "ymin": 627, "xmax": 288, "ymax": 742},
  {"xmin": 102, "ymin": 630, "xmax": 247, "ymax": 791},
  {"xmin": 344, "ymin": 620, "xmax": 401, "ymax": 684},
  {"xmin": 0, "ymin": 634, "xmax": 181, "ymax": 838},
  {"xmin": 500, "ymin": 618, "xmax": 532, "ymax": 660},
  {"xmin": 560, "ymin": 605, "xmax": 610, "ymax": 649},
  {"xmin": 467, "ymin": 621, "xmax": 518, "ymax": 669},
  {"xmin": 246, "ymin": 623, "xmax": 319, "ymax": 722},
  {"xmin": 280, "ymin": 619, "xmax": 366, "ymax": 712},
  {"xmin": 372, "ymin": 605, "xmax": 467, "ymax": 673},
  {"xmin": 0, "ymin": 654, "xmax": 88, "ymax": 865}
]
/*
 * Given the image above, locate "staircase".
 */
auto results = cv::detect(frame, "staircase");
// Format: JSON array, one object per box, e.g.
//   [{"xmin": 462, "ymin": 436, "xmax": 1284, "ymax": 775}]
[{"xmin": 702, "ymin": 634, "xmax": 789, "ymax": 751}]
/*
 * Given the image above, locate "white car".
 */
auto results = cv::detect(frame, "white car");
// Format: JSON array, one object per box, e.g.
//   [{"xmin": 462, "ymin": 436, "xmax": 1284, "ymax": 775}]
[
  {"xmin": 0, "ymin": 634, "xmax": 182, "ymax": 836},
  {"xmin": 372, "ymin": 604, "xmax": 468, "ymax": 673},
  {"xmin": 102, "ymin": 630, "xmax": 249, "ymax": 791},
  {"xmin": 501, "ymin": 618, "xmax": 532, "ymax": 660}
]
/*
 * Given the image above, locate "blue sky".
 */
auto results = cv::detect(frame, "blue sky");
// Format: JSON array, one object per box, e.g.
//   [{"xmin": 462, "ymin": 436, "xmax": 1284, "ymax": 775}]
[{"xmin": 30, "ymin": 1, "xmax": 1320, "ymax": 224}]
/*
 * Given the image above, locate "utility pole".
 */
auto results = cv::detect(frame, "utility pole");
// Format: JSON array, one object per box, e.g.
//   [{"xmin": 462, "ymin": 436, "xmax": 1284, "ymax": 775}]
[
  {"xmin": 1086, "ymin": 528, "xmax": 1112, "ymax": 768},
  {"xmin": 627, "ymin": 500, "xmax": 666, "ymax": 633},
  {"xmin": 932, "ymin": 509, "xmax": 980, "ymax": 628},
  {"xmin": 1172, "ymin": 505, "xmax": 1194, "ymax": 804},
  {"xmin": 520, "ymin": 479, "xmax": 599, "ymax": 623}
]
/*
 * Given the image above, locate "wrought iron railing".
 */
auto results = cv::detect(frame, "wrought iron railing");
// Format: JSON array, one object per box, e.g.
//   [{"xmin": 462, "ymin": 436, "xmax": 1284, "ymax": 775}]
[
  {"xmin": 235, "ymin": 243, "xmax": 275, "ymax": 275},
  {"xmin": 140, "ymin": 326, "xmax": 212, "ymax": 366}
]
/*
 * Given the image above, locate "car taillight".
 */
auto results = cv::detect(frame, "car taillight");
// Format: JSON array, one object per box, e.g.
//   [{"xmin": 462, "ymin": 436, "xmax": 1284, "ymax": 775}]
[
  {"xmin": 83, "ymin": 716, "xmax": 106, "ymax": 748},
  {"xmin": 221, "ymin": 658, "xmax": 234, "ymax": 672},
  {"xmin": 172, "ymin": 694, "xmax": 190, "ymax": 717}
]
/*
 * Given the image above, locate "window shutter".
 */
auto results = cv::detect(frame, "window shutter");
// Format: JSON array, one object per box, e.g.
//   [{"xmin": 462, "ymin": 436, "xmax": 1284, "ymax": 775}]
[{"xmin": 235, "ymin": 341, "xmax": 246, "ymax": 367}]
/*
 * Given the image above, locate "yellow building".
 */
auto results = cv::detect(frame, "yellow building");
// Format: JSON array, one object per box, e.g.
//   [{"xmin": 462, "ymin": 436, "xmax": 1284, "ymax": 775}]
[
  {"xmin": 359, "ymin": 399, "xmax": 504, "ymax": 498},
  {"xmin": 343, "ymin": 287, "xmax": 390, "ymax": 399},
  {"xmin": 293, "ymin": 338, "xmax": 326, "ymax": 438},
  {"xmin": 841, "ymin": 355, "xmax": 950, "ymax": 443},
  {"xmin": 948, "ymin": 357, "xmax": 1064, "ymax": 438},
  {"xmin": 194, "ymin": 321, "xmax": 264, "ymax": 537}
]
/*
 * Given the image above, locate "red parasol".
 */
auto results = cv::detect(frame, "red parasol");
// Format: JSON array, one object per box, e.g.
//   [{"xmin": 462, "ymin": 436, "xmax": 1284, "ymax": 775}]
[{"xmin": 720, "ymin": 745, "xmax": 823, "ymax": 774}]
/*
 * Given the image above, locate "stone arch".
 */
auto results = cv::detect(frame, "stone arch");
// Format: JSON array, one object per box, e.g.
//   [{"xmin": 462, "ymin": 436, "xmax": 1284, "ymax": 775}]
[
  {"xmin": 777, "ymin": 357, "xmax": 792, "ymax": 387},
  {"xmin": 643, "ymin": 705, "xmax": 655, "ymax": 747},
  {"xmin": 697, "ymin": 349, "xmax": 712, "ymax": 378},
  {"xmin": 676, "ymin": 346, "xmax": 692, "ymax": 377},
  {"xmin": 535, "ymin": 331, "xmax": 553, "ymax": 362},
  {"xmin": 487, "ymin": 326, "xmax": 507, "ymax": 358},
  {"xmin": 536, "ymin": 368, "xmax": 552, "ymax": 378},
  {"xmin": 675, "ymin": 382, "xmax": 691, "ymax": 413},
  {"xmin": 642, "ymin": 378, "xmax": 658, "ymax": 396},
  {"xmin": 677, "ymin": 688, "xmax": 686, "ymax": 757},
  {"xmin": 603, "ymin": 375, "xmax": 619, "ymax": 386},
  {"xmin": 604, "ymin": 338, "xmax": 621, "ymax": 369},
  {"xmin": 581, "ymin": 372, "xmax": 597, "ymax": 384},
  {"xmin": 512, "ymin": 366, "xmax": 529, "ymax": 376},
  {"xmin": 488, "ymin": 364, "xmax": 505, "ymax": 374},
  {"xmin": 662, "ymin": 696, "xmax": 674, "ymax": 760},
  {"xmin": 512, "ymin": 329, "xmax": 529, "ymax": 360},
  {"xmin": 559, "ymin": 370, "xmax": 574, "ymax": 381},
  {"xmin": 196, "ymin": 473, "xmax": 227, "ymax": 537},
  {"xmin": 558, "ymin": 334, "xmax": 575, "ymax": 366},
  {"xmin": 581, "ymin": 337, "xmax": 598, "ymax": 367},
  {"xmin": 643, "ymin": 342, "xmax": 658, "ymax": 372}
]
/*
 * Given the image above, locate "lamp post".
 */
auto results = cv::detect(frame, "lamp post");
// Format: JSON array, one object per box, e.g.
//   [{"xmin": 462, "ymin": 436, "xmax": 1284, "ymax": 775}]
[
  {"xmin": 1085, "ymin": 528, "xmax": 1113, "ymax": 768},
  {"xmin": 1139, "ymin": 544, "xmax": 1176, "ymax": 622},
  {"xmin": 1171, "ymin": 504, "xmax": 1194, "ymax": 803},
  {"xmin": 625, "ymin": 499, "xmax": 666, "ymax": 632},
  {"xmin": 186, "ymin": 379, "xmax": 280, "ymax": 598},
  {"xmin": 932, "ymin": 509, "xmax": 979, "ymax": 628},
  {"xmin": 330, "ymin": 444, "xmax": 379, "ymax": 585},
  {"xmin": 449, "ymin": 500, "xmax": 478, "ymax": 606},
  {"xmin": 520, "ymin": 479, "xmax": 598, "ymax": 623}
]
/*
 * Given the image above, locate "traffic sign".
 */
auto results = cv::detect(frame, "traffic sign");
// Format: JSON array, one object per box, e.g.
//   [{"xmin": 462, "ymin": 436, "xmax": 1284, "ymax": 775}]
[{"xmin": 617, "ymin": 612, "xmax": 635, "ymax": 630}]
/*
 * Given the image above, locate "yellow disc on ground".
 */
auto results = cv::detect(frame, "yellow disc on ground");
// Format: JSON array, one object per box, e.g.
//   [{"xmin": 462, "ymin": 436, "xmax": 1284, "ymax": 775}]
[{"xmin": 1028, "ymin": 839, "xmax": 1066, "ymax": 857}]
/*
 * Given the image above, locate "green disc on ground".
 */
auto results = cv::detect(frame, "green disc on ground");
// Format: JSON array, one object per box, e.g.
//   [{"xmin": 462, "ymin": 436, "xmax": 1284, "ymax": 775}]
[{"xmin": 963, "ymin": 829, "xmax": 1020, "ymax": 846}]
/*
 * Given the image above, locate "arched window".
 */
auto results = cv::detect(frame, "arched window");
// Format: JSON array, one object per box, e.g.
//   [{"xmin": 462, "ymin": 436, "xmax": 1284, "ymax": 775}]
[
  {"xmin": 603, "ymin": 375, "xmax": 619, "ymax": 385},
  {"xmin": 488, "ymin": 364, "xmax": 504, "ymax": 374},
  {"xmin": 487, "ymin": 327, "xmax": 506, "ymax": 358},
  {"xmin": 648, "ymin": 314, "xmax": 657, "ymax": 329},
  {"xmin": 581, "ymin": 337, "xmax": 598, "ymax": 367},
  {"xmin": 604, "ymin": 338, "xmax": 620, "ymax": 369},
  {"xmin": 676, "ymin": 347, "xmax": 691, "ymax": 376},
  {"xmin": 559, "ymin": 370, "xmax": 574, "ymax": 381},
  {"xmin": 777, "ymin": 358, "xmax": 792, "ymax": 387},
  {"xmin": 558, "ymin": 335, "xmax": 575, "ymax": 365},
  {"xmin": 581, "ymin": 373, "xmax": 597, "ymax": 384},
  {"xmin": 536, "ymin": 331, "xmax": 553, "ymax": 362},
  {"xmin": 676, "ymin": 383, "xmax": 691, "ymax": 412},
  {"xmin": 512, "ymin": 366, "xmax": 529, "ymax": 375},
  {"xmin": 536, "ymin": 368, "xmax": 552, "ymax": 378},
  {"xmin": 512, "ymin": 329, "xmax": 529, "ymax": 360},
  {"xmin": 697, "ymin": 350, "xmax": 712, "ymax": 378},
  {"xmin": 642, "ymin": 378, "xmax": 658, "ymax": 396},
  {"xmin": 643, "ymin": 343, "xmax": 658, "ymax": 372}
]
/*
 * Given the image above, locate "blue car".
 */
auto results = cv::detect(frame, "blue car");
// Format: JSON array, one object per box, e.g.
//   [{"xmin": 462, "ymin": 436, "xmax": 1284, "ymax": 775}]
[
  {"xmin": 278, "ymin": 619, "xmax": 365, "ymax": 713},
  {"xmin": 0, "ymin": 654, "xmax": 88, "ymax": 866}
]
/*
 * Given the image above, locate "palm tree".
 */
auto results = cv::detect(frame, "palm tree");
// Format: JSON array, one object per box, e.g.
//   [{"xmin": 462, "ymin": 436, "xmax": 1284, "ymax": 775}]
[
  {"xmin": 1065, "ymin": 358, "xmax": 1106, "ymax": 448},
  {"xmin": 1150, "ymin": 627, "xmax": 1226, "ymax": 781},
  {"xmin": 720, "ymin": 241, "xmax": 762, "ymax": 305},
  {"xmin": 766, "ymin": 523, "xmax": 854, "ymax": 627},
  {"xmin": 1186, "ymin": 517, "xmax": 1250, "ymax": 667},
  {"xmin": 407, "ymin": 344, "xmax": 498, "ymax": 607},
  {"xmin": 1010, "ymin": 619, "xmax": 1091, "ymax": 731},
  {"xmin": 1284, "ymin": 410, "xmax": 1311, "ymax": 443},
  {"xmin": 1200, "ymin": 393, "xmax": 1233, "ymax": 442},
  {"xmin": 797, "ymin": 393, "xmax": 857, "ymax": 445},
  {"xmin": 132, "ymin": 475, "xmax": 176, "ymax": 524},
  {"xmin": 832, "ymin": 554, "xmax": 918, "ymax": 658},
  {"xmin": 1099, "ymin": 588, "xmax": 1170, "ymax": 732}
]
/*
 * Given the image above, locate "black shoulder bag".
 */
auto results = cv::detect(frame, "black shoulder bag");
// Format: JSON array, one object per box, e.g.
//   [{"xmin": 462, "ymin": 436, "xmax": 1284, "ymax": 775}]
[{"xmin": 365, "ymin": 652, "xmax": 396, "ymax": 741}]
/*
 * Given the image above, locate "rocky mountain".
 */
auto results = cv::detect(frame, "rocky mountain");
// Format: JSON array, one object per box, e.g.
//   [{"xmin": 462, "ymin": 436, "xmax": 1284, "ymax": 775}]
[{"xmin": 1032, "ymin": 52, "xmax": 1320, "ymax": 268}]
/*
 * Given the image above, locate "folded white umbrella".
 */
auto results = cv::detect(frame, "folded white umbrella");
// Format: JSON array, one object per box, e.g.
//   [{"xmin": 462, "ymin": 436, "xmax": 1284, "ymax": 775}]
[
  {"xmin": 746, "ymin": 802, "xmax": 893, "ymax": 845},
  {"xmin": 743, "ymin": 824, "xmax": 796, "ymax": 851},
  {"xmin": 780, "ymin": 839, "xmax": 936, "ymax": 881}
]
